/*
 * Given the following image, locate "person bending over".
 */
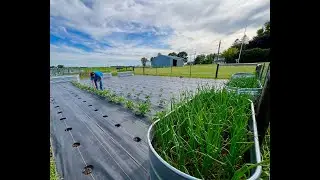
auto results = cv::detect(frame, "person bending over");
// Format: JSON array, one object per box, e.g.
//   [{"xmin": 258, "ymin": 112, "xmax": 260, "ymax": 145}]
[{"xmin": 90, "ymin": 71, "xmax": 104, "ymax": 90}]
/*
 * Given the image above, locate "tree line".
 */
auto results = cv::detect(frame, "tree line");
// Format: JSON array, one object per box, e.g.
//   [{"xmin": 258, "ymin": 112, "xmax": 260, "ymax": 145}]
[
  {"xmin": 221, "ymin": 21, "xmax": 270, "ymax": 63},
  {"xmin": 193, "ymin": 21, "xmax": 270, "ymax": 64},
  {"xmin": 141, "ymin": 21, "xmax": 270, "ymax": 66}
]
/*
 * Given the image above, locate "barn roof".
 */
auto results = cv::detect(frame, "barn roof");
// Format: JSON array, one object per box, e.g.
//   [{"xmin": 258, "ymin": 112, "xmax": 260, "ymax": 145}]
[{"xmin": 160, "ymin": 55, "xmax": 185, "ymax": 61}]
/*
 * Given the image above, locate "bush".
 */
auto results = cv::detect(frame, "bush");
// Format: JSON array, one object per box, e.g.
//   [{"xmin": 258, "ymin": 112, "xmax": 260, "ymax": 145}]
[
  {"xmin": 225, "ymin": 48, "xmax": 270, "ymax": 63},
  {"xmin": 240, "ymin": 48, "xmax": 270, "ymax": 63}
]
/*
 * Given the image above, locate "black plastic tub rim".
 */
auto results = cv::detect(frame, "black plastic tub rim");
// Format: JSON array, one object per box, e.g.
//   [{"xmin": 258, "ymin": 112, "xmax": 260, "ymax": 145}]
[{"xmin": 147, "ymin": 99, "xmax": 262, "ymax": 180}]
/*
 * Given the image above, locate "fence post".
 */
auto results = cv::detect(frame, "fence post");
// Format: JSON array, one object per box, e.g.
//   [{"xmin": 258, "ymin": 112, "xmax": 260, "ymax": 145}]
[
  {"xmin": 255, "ymin": 64, "xmax": 263, "ymax": 79},
  {"xmin": 260, "ymin": 63, "xmax": 266, "ymax": 81},
  {"xmin": 171, "ymin": 65, "xmax": 173, "ymax": 76},
  {"xmin": 189, "ymin": 64, "xmax": 191, "ymax": 78},
  {"xmin": 256, "ymin": 68, "xmax": 270, "ymax": 146},
  {"xmin": 215, "ymin": 63, "xmax": 220, "ymax": 78},
  {"xmin": 156, "ymin": 67, "xmax": 157, "ymax": 76},
  {"xmin": 143, "ymin": 66, "xmax": 145, "ymax": 75}
]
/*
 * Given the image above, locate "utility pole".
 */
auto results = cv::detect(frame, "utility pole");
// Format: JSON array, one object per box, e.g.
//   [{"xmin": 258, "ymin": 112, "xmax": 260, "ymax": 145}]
[
  {"xmin": 237, "ymin": 26, "xmax": 247, "ymax": 63},
  {"xmin": 216, "ymin": 40, "xmax": 221, "ymax": 63}
]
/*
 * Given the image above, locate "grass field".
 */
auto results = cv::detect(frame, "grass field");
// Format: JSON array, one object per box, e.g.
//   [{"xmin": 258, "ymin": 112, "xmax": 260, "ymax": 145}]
[
  {"xmin": 134, "ymin": 63, "xmax": 269, "ymax": 79},
  {"xmin": 79, "ymin": 67, "xmax": 134, "ymax": 79},
  {"xmin": 67, "ymin": 62, "xmax": 269, "ymax": 80}
]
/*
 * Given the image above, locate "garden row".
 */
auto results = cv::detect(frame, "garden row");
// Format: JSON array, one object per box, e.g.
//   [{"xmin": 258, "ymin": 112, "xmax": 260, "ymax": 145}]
[
  {"xmin": 79, "ymin": 76, "xmax": 224, "ymax": 117},
  {"xmin": 72, "ymin": 81, "xmax": 167, "ymax": 120}
]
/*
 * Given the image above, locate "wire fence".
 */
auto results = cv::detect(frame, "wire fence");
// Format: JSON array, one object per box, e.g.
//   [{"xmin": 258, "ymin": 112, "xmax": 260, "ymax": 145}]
[
  {"xmin": 50, "ymin": 67, "xmax": 83, "ymax": 76},
  {"xmin": 133, "ymin": 63, "xmax": 267, "ymax": 79},
  {"xmin": 50, "ymin": 63, "xmax": 268, "ymax": 80},
  {"xmin": 50, "ymin": 66, "xmax": 135, "ymax": 78}
]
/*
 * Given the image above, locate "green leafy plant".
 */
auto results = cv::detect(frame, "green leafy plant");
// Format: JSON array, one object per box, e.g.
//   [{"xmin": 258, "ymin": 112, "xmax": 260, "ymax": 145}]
[
  {"xmin": 116, "ymin": 96, "xmax": 126, "ymax": 104},
  {"xmin": 108, "ymin": 93, "xmax": 117, "ymax": 103},
  {"xmin": 125, "ymin": 100, "xmax": 135, "ymax": 110},
  {"xmin": 50, "ymin": 147, "xmax": 59, "ymax": 180},
  {"xmin": 135, "ymin": 101, "xmax": 151, "ymax": 116}
]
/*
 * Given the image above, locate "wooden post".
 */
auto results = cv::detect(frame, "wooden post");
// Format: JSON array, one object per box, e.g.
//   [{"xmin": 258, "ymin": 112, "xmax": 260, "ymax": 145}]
[
  {"xmin": 156, "ymin": 67, "xmax": 157, "ymax": 76},
  {"xmin": 255, "ymin": 64, "xmax": 263, "ymax": 79},
  {"xmin": 215, "ymin": 63, "xmax": 220, "ymax": 78},
  {"xmin": 256, "ymin": 68, "xmax": 270, "ymax": 146},
  {"xmin": 143, "ymin": 66, "xmax": 145, "ymax": 75},
  {"xmin": 171, "ymin": 65, "xmax": 173, "ymax": 76},
  {"xmin": 260, "ymin": 63, "xmax": 266, "ymax": 81},
  {"xmin": 189, "ymin": 64, "xmax": 191, "ymax": 77}
]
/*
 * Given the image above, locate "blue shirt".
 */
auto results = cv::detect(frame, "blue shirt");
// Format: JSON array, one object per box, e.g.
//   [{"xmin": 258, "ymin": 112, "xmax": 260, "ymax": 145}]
[{"xmin": 90, "ymin": 71, "xmax": 103, "ymax": 81}]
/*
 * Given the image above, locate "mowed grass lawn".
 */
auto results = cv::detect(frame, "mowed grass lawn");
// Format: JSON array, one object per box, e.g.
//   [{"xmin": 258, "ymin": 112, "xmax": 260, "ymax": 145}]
[
  {"xmin": 134, "ymin": 63, "xmax": 268, "ymax": 79},
  {"xmin": 77, "ymin": 62, "xmax": 269, "ymax": 80}
]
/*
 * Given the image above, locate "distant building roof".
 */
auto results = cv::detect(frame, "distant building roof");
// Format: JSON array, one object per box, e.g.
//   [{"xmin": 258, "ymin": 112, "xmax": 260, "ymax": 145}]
[{"xmin": 160, "ymin": 55, "xmax": 185, "ymax": 61}]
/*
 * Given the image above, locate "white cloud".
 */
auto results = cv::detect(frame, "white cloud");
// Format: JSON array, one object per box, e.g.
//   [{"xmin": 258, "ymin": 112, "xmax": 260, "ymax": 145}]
[{"xmin": 50, "ymin": 0, "xmax": 270, "ymax": 66}]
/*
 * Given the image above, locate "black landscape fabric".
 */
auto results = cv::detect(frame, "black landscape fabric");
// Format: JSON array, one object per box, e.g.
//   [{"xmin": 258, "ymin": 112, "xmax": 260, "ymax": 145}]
[{"xmin": 50, "ymin": 75, "xmax": 226, "ymax": 180}]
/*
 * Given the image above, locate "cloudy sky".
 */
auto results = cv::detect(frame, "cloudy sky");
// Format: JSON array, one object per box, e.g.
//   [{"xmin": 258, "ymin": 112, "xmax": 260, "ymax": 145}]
[{"xmin": 50, "ymin": 0, "xmax": 270, "ymax": 67}]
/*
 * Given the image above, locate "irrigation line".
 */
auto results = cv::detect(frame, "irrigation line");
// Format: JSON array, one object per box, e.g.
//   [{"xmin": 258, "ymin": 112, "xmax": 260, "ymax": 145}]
[
  {"xmin": 52, "ymin": 85, "xmax": 96, "ymax": 180},
  {"xmin": 57, "ymin": 84, "xmax": 147, "ymax": 176}
]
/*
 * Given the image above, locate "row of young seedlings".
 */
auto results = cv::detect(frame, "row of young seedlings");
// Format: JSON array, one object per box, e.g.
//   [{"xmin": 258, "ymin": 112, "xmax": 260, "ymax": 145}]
[
  {"xmin": 72, "ymin": 81, "xmax": 152, "ymax": 117},
  {"xmin": 109, "ymin": 84, "xmax": 168, "ymax": 108}
]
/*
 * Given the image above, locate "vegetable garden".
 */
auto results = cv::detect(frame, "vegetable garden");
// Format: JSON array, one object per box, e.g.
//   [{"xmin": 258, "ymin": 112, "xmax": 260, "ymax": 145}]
[{"xmin": 51, "ymin": 70, "xmax": 270, "ymax": 180}]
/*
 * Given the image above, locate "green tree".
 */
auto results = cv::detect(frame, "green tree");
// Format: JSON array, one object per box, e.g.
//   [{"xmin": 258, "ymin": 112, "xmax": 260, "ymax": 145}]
[
  {"xmin": 240, "ymin": 48, "xmax": 270, "ymax": 63},
  {"xmin": 264, "ymin": 21, "xmax": 270, "ymax": 35},
  {"xmin": 57, "ymin": 65, "xmax": 64, "ymax": 68},
  {"xmin": 203, "ymin": 53, "xmax": 215, "ymax": 64},
  {"xmin": 141, "ymin": 57, "xmax": 148, "ymax": 67},
  {"xmin": 221, "ymin": 48, "xmax": 239, "ymax": 63},
  {"xmin": 257, "ymin": 28, "xmax": 264, "ymax": 37},
  {"xmin": 168, "ymin": 52, "xmax": 177, "ymax": 56},
  {"xmin": 247, "ymin": 21, "xmax": 270, "ymax": 49},
  {"xmin": 231, "ymin": 35, "xmax": 249, "ymax": 50},
  {"xmin": 194, "ymin": 54, "xmax": 206, "ymax": 65},
  {"xmin": 177, "ymin": 51, "xmax": 188, "ymax": 62}
]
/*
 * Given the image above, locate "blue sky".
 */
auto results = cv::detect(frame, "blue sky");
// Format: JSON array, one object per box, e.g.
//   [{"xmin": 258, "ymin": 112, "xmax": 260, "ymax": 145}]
[{"xmin": 50, "ymin": 0, "xmax": 270, "ymax": 67}]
